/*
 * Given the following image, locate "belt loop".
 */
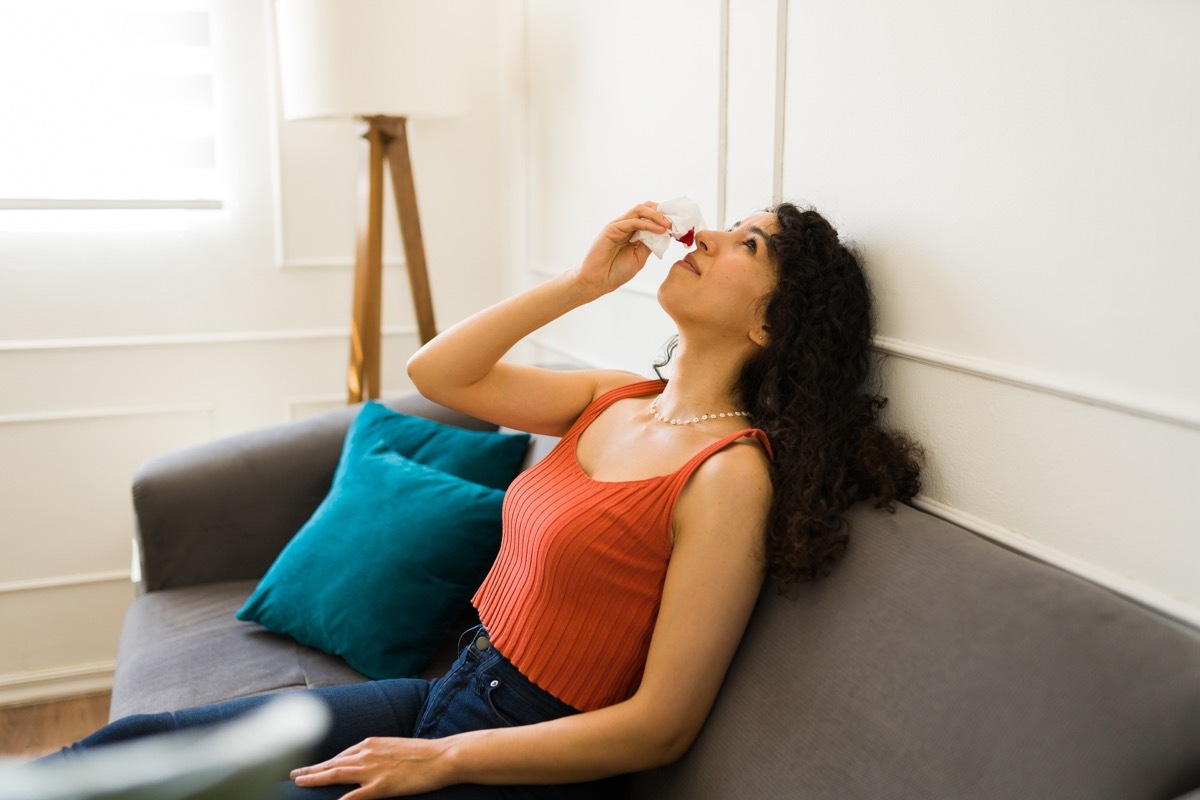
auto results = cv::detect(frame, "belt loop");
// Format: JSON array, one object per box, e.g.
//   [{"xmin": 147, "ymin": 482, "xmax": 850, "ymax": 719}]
[{"xmin": 457, "ymin": 623, "xmax": 487, "ymax": 653}]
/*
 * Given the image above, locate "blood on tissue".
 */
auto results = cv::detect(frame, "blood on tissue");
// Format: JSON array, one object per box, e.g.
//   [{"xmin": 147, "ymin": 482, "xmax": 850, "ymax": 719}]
[{"xmin": 675, "ymin": 228, "xmax": 695, "ymax": 247}]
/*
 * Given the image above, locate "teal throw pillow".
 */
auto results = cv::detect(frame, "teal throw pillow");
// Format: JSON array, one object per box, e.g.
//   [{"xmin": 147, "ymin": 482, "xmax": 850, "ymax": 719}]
[
  {"xmin": 237, "ymin": 444, "xmax": 505, "ymax": 679},
  {"xmin": 336, "ymin": 401, "xmax": 530, "ymax": 490}
]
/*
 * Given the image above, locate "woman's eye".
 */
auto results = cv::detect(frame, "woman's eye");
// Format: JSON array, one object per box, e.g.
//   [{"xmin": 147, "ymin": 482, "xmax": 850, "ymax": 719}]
[{"xmin": 743, "ymin": 238, "xmax": 758, "ymax": 254}]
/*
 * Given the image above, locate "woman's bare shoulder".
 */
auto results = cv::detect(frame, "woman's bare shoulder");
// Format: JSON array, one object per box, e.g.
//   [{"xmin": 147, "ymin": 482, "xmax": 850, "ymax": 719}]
[{"xmin": 589, "ymin": 369, "xmax": 661, "ymax": 400}]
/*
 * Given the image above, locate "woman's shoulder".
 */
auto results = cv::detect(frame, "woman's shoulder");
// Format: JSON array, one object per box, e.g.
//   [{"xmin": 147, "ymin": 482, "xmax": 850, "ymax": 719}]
[
  {"xmin": 686, "ymin": 431, "xmax": 774, "ymax": 506},
  {"xmin": 591, "ymin": 370, "xmax": 664, "ymax": 394},
  {"xmin": 701, "ymin": 433, "xmax": 773, "ymax": 479},
  {"xmin": 589, "ymin": 370, "xmax": 665, "ymax": 402},
  {"xmin": 672, "ymin": 431, "xmax": 773, "ymax": 550}
]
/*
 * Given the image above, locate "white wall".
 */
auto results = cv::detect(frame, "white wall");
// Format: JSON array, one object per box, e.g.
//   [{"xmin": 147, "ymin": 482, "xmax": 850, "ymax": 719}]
[
  {"xmin": 0, "ymin": 0, "xmax": 512, "ymax": 704},
  {"xmin": 779, "ymin": 0, "xmax": 1200, "ymax": 620},
  {"xmin": 517, "ymin": 0, "xmax": 723, "ymax": 372},
  {"xmin": 510, "ymin": 1, "xmax": 1200, "ymax": 622},
  {"xmin": 4, "ymin": 0, "xmax": 1196, "ymax": 706}
]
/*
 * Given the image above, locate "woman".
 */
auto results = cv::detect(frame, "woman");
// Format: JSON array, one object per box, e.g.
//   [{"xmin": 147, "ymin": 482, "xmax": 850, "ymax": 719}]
[{"xmin": 55, "ymin": 202, "xmax": 921, "ymax": 799}]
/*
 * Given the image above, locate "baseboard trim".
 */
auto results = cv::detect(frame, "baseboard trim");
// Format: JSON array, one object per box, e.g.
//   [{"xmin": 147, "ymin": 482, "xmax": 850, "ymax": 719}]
[
  {"xmin": 0, "ymin": 570, "xmax": 131, "ymax": 596},
  {"xmin": 0, "ymin": 662, "xmax": 115, "ymax": 708}
]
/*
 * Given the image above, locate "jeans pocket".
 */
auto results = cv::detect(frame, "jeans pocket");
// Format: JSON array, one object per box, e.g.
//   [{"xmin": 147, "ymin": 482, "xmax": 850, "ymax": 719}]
[
  {"xmin": 482, "ymin": 678, "xmax": 524, "ymax": 728},
  {"xmin": 413, "ymin": 654, "xmax": 471, "ymax": 737}
]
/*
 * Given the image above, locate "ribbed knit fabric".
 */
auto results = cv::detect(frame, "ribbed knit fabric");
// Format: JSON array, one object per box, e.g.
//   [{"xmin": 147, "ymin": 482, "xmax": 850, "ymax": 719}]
[{"xmin": 472, "ymin": 379, "xmax": 771, "ymax": 712}]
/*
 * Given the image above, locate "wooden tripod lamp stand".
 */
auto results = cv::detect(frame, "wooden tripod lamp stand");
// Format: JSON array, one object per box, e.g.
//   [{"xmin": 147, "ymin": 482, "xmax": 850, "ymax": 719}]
[
  {"xmin": 274, "ymin": 0, "xmax": 469, "ymax": 402},
  {"xmin": 349, "ymin": 116, "xmax": 435, "ymax": 402}
]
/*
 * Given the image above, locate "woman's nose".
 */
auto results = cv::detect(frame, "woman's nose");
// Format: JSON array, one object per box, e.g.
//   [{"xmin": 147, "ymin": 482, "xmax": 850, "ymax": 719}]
[{"xmin": 692, "ymin": 229, "xmax": 713, "ymax": 251}]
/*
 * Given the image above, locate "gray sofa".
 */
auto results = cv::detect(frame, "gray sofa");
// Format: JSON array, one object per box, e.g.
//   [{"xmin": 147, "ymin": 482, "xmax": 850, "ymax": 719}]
[{"xmin": 112, "ymin": 392, "xmax": 1200, "ymax": 799}]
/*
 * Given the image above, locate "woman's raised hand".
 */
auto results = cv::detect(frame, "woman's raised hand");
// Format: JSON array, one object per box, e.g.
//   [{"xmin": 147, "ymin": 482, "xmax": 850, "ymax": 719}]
[{"xmin": 573, "ymin": 203, "xmax": 672, "ymax": 299}]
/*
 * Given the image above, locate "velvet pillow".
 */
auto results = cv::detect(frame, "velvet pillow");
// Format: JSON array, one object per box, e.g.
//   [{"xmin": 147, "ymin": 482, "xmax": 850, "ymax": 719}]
[
  {"xmin": 336, "ymin": 401, "xmax": 530, "ymax": 489},
  {"xmin": 237, "ymin": 444, "xmax": 505, "ymax": 679}
]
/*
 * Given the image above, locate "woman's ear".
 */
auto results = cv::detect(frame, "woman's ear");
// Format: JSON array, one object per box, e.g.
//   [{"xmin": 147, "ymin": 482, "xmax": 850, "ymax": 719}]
[{"xmin": 750, "ymin": 326, "xmax": 770, "ymax": 348}]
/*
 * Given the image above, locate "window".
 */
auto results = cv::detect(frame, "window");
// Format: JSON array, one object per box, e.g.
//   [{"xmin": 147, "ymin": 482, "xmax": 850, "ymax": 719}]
[{"xmin": 0, "ymin": 0, "xmax": 221, "ymax": 213}]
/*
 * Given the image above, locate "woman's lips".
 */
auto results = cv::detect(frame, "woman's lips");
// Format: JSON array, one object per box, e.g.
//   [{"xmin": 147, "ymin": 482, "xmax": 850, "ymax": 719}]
[{"xmin": 676, "ymin": 256, "xmax": 700, "ymax": 275}]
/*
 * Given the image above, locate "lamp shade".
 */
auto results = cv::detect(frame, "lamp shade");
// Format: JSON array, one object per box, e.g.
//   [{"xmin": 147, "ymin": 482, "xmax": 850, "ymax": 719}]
[{"xmin": 274, "ymin": 0, "xmax": 469, "ymax": 121}]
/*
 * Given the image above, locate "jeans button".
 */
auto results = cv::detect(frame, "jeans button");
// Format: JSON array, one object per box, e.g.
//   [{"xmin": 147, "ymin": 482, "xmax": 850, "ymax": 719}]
[
  {"xmin": 490, "ymin": 679, "xmax": 500, "ymax": 688},
  {"xmin": 475, "ymin": 635, "xmax": 490, "ymax": 651}
]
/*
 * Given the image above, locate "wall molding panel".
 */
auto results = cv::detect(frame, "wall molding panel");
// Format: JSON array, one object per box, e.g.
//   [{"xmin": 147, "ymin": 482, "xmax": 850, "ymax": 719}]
[
  {"xmin": 524, "ymin": 260, "xmax": 1199, "ymax": 434},
  {"xmin": 874, "ymin": 336, "xmax": 1200, "ymax": 433},
  {"xmin": 279, "ymin": 256, "xmax": 406, "ymax": 271},
  {"xmin": 770, "ymin": 0, "xmax": 788, "ymax": 205},
  {"xmin": 0, "ymin": 325, "xmax": 417, "ymax": 354},
  {"xmin": 716, "ymin": 0, "xmax": 731, "ymax": 227},
  {"xmin": 0, "ymin": 403, "xmax": 216, "ymax": 427}
]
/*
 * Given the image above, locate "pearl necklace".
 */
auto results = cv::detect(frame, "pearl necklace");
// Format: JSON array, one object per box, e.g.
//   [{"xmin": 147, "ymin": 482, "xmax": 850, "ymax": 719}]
[{"xmin": 650, "ymin": 396, "xmax": 750, "ymax": 426}]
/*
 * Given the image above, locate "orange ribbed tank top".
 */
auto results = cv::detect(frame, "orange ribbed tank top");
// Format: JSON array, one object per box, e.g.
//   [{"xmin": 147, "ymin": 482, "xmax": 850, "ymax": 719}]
[{"xmin": 472, "ymin": 379, "xmax": 771, "ymax": 712}]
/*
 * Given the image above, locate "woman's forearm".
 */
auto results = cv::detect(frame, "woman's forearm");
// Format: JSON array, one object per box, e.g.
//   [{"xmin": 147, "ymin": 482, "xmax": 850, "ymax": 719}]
[
  {"xmin": 403, "ymin": 203, "xmax": 667, "ymax": 422},
  {"xmin": 437, "ymin": 696, "xmax": 690, "ymax": 788},
  {"xmin": 405, "ymin": 271, "xmax": 597, "ymax": 402},
  {"xmin": 290, "ymin": 696, "xmax": 691, "ymax": 795}
]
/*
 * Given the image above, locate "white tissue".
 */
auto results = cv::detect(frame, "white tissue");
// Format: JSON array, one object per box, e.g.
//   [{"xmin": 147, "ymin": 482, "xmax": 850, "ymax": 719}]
[{"xmin": 632, "ymin": 196, "xmax": 707, "ymax": 259}]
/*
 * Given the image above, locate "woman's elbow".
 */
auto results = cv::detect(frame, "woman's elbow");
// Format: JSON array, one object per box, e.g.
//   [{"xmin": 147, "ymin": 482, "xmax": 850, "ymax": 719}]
[
  {"xmin": 405, "ymin": 347, "xmax": 435, "ymax": 394},
  {"xmin": 641, "ymin": 719, "xmax": 704, "ymax": 770}
]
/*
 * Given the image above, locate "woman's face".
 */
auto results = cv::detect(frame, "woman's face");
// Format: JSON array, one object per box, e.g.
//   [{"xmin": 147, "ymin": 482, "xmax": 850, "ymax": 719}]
[{"xmin": 657, "ymin": 211, "xmax": 780, "ymax": 341}]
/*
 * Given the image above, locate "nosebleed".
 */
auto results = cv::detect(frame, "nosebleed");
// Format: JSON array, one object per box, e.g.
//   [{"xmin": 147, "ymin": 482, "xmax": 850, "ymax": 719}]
[{"xmin": 632, "ymin": 196, "xmax": 706, "ymax": 258}]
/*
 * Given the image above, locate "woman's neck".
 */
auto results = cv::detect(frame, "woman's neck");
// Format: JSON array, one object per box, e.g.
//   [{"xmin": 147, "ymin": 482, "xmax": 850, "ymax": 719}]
[{"xmin": 653, "ymin": 338, "xmax": 751, "ymax": 420}]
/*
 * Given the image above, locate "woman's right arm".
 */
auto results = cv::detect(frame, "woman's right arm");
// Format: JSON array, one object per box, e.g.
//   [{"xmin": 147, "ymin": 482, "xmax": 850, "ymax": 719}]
[{"xmin": 405, "ymin": 203, "xmax": 671, "ymax": 436}]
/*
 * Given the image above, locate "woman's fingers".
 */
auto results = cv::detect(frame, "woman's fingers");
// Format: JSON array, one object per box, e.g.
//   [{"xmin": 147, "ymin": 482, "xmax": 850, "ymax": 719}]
[
  {"xmin": 291, "ymin": 748, "xmax": 351, "ymax": 778},
  {"xmin": 573, "ymin": 202, "xmax": 674, "ymax": 298},
  {"xmin": 290, "ymin": 742, "xmax": 364, "ymax": 784},
  {"xmin": 618, "ymin": 202, "xmax": 671, "ymax": 230}
]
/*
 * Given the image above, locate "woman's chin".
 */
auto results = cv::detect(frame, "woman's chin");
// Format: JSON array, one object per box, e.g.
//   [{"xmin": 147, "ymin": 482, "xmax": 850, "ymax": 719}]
[{"xmin": 656, "ymin": 284, "xmax": 699, "ymax": 330}]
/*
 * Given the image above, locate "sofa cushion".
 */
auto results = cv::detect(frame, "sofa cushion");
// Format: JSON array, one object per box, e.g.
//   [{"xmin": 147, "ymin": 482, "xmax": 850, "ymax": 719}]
[
  {"xmin": 110, "ymin": 581, "xmax": 476, "ymax": 721},
  {"xmin": 630, "ymin": 502, "xmax": 1200, "ymax": 800},
  {"xmin": 110, "ymin": 581, "xmax": 367, "ymax": 721}
]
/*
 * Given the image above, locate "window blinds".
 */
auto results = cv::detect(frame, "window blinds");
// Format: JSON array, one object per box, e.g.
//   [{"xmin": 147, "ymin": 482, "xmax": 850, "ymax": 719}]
[{"xmin": 0, "ymin": 0, "xmax": 221, "ymax": 210}]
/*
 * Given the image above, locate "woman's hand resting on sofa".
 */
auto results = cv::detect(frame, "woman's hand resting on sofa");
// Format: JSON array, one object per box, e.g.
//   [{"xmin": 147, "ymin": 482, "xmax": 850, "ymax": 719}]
[{"xmin": 291, "ymin": 736, "xmax": 454, "ymax": 799}]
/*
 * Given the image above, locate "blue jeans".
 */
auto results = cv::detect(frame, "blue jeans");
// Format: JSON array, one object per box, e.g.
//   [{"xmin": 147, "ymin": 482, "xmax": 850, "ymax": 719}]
[{"xmin": 57, "ymin": 628, "xmax": 626, "ymax": 799}]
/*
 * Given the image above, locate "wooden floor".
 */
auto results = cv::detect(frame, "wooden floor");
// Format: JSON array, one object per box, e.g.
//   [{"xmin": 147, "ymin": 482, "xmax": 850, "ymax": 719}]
[{"xmin": 0, "ymin": 692, "xmax": 111, "ymax": 759}]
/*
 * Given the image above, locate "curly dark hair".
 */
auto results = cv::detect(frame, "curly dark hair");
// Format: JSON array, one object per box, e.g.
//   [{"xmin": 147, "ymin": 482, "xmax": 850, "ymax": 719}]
[
  {"xmin": 659, "ymin": 203, "xmax": 923, "ymax": 588},
  {"xmin": 744, "ymin": 203, "xmax": 923, "ymax": 587}
]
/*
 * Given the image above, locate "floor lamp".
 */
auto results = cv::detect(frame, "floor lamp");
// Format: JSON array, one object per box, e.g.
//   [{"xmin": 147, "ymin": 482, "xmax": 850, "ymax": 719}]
[{"xmin": 274, "ymin": 0, "xmax": 468, "ymax": 402}]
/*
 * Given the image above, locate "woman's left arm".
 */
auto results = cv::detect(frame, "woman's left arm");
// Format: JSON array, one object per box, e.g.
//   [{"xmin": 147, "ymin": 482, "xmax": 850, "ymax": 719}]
[{"xmin": 291, "ymin": 442, "xmax": 772, "ymax": 799}]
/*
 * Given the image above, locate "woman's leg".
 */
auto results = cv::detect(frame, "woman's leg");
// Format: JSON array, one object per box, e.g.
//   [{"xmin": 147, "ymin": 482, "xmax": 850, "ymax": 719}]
[
  {"xmin": 55, "ymin": 678, "xmax": 432, "ymax": 764},
  {"xmin": 274, "ymin": 631, "xmax": 629, "ymax": 800},
  {"xmin": 54, "ymin": 632, "xmax": 624, "ymax": 799}
]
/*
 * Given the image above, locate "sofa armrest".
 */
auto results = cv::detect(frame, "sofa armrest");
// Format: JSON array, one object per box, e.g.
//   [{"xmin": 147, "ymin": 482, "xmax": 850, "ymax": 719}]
[{"xmin": 133, "ymin": 393, "xmax": 496, "ymax": 593}]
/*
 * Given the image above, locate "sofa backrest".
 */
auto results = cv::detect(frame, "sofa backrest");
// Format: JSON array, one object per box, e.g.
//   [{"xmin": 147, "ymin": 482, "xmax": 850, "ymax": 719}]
[{"xmin": 629, "ymin": 502, "xmax": 1200, "ymax": 800}]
